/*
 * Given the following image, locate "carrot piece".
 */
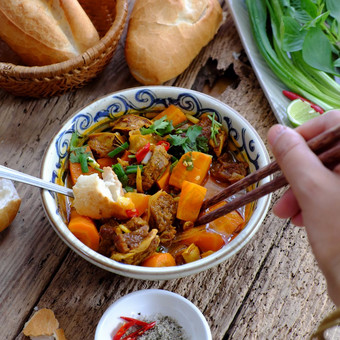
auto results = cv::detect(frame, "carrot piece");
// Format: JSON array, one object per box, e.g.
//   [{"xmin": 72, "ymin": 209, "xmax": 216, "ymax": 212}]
[
  {"xmin": 141, "ymin": 252, "xmax": 176, "ymax": 267},
  {"xmin": 177, "ymin": 226, "xmax": 224, "ymax": 252},
  {"xmin": 169, "ymin": 151, "xmax": 212, "ymax": 189},
  {"xmin": 69, "ymin": 146, "xmax": 100, "ymax": 185},
  {"xmin": 206, "ymin": 201, "xmax": 245, "ymax": 236},
  {"xmin": 177, "ymin": 181, "xmax": 207, "ymax": 221},
  {"xmin": 156, "ymin": 164, "xmax": 171, "ymax": 189},
  {"xmin": 120, "ymin": 150, "xmax": 132, "ymax": 162},
  {"xmin": 125, "ymin": 192, "xmax": 150, "ymax": 217},
  {"xmin": 68, "ymin": 209, "xmax": 100, "ymax": 251},
  {"xmin": 195, "ymin": 232, "xmax": 224, "ymax": 252},
  {"xmin": 153, "ymin": 105, "xmax": 187, "ymax": 126},
  {"xmin": 96, "ymin": 157, "xmax": 116, "ymax": 169}
]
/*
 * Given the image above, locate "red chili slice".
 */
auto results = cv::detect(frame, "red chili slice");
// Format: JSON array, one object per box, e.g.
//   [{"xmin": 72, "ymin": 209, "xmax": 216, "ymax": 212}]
[
  {"xmin": 156, "ymin": 140, "xmax": 170, "ymax": 151},
  {"xmin": 135, "ymin": 143, "xmax": 150, "ymax": 163},
  {"xmin": 122, "ymin": 321, "xmax": 156, "ymax": 340},
  {"xmin": 113, "ymin": 321, "xmax": 135, "ymax": 340},
  {"xmin": 126, "ymin": 209, "xmax": 139, "ymax": 218}
]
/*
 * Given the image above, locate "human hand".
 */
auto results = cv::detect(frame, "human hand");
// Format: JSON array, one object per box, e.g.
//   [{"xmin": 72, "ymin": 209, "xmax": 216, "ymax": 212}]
[{"xmin": 267, "ymin": 110, "xmax": 340, "ymax": 306}]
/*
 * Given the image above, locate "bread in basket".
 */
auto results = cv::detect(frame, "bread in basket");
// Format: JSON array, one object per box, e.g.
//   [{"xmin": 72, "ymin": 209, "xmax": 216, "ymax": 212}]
[{"xmin": 0, "ymin": 0, "xmax": 128, "ymax": 98}]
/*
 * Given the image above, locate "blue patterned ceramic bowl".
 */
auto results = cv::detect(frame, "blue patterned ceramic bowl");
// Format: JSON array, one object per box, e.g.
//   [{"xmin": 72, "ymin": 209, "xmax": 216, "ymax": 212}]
[{"xmin": 41, "ymin": 86, "xmax": 271, "ymax": 280}]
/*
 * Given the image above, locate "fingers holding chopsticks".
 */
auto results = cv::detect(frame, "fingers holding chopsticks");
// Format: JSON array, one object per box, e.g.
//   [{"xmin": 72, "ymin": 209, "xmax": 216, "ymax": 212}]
[{"xmin": 268, "ymin": 110, "xmax": 340, "ymax": 307}]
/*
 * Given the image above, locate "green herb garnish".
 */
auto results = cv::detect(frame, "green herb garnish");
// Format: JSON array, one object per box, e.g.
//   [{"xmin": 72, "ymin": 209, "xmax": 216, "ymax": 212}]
[
  {"xmin": 183, "ymin": 153, "xmax": 194, "ymax": 171},
  {"xmin": 168, "ymin": 125, "xmax": 208, "ymax": 154},
  {"xmin": 140, "ymin": 116, "xmax": 174, "ymax": 136},
  {"xmin": 246, "ymin": 0, "xmax": 340, "ymax": 111},
  {"xmin": 208, "ymin": 113, "xmax": 222, "ymax": 145},
  {"xmin": 107, "ymin": 142, "xmax": 129, "ymax": 158}
]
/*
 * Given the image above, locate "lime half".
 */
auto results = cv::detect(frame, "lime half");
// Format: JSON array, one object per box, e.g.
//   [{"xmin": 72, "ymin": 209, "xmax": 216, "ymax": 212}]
[{"xmin": 286, "ymin": 99, "xmax": 320, "ymax": 127}]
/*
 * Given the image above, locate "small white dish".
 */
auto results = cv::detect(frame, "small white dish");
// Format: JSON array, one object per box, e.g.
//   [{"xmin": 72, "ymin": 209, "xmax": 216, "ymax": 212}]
[{"xmin": 95, "ymin": 289, "xmax": 212, "ymax": 340}]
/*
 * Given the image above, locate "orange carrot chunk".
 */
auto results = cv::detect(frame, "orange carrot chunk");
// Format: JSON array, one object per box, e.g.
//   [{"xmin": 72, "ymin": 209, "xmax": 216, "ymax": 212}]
[
  {"xmin": 142, "ymin": 252, "xmax": 176, "ymax": 267},
  {"xmin": 169, "ymin": 151, "xmax": 212, "ymax": 189},
  {"xmin": 156, "ymin": 164, "xmax": 171, "ymax": 190},
  {"xmin": 175, "ymin": 226, "xmax": 224, "ymax": 252},
  {"xmin": 177, "ymin": 181, "xmax": 207, "ymax": 222},
  {"xmin": 96, "ymin": 157, "xmax": 116, "ymax": 169},
  {"xmin": 206, "ymin": 201, "xmax": 245, "ymax": 236},
  {"xmin": 68, "ymin": 209, "xmax": 100, "ymax": 251},
  {"xmin": 124, "ymin": 192, "xmax": 150, "ymax": 217},
  {"xmin": 153, "ymin": 105, "xmax": 187, "ymax": 126}
]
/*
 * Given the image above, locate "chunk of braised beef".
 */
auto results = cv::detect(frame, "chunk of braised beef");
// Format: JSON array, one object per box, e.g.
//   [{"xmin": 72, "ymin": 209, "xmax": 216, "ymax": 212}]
[
  {"xmin": 111, "ymin": 229, "xmax": 160, "ymax": 265},
  {"xmin": 110, "ymin": 114, "xmax": 152, "ymax": 133},
  {"xmin": 149, "ymin": 191, "xmax": 177, "ymax": 246},
  {"xmin": 115, "ymin": 225, "xmax": 149, "ymax": 253},
  {"xmin": 196, "ymin": 114, "xmax": 212, "ymax": 139},
  {"xmin": 211, "ymin": 152, "xmax": 248, "ymax": 184},
  {"xmin": 98, "ymin": 219, "xmax": 119, "ymax": 257},
  {"xmin": 98, "ymin": 217, "xmax": 160, "ymax": 265},
  {"xmin": 142, "ymin": 145, "xmax": 171, "ymax": 191}
]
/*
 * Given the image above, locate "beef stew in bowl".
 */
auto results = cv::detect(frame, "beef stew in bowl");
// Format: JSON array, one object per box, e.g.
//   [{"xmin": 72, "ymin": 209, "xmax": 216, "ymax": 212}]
[{"xmin": 41, "ymin": 86, "xmax": 271, "ymax": 280}]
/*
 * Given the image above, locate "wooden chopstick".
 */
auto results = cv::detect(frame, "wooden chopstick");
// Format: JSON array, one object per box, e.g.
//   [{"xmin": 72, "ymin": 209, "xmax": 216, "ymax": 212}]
[{"xmin": 195, "ymin": 124, "xmax": 340, "ymax": 226}]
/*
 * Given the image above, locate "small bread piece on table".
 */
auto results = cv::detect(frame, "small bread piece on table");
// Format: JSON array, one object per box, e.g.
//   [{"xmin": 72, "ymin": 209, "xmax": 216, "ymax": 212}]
[
  {"xmin": 0, "ymin": 0, "xmax": 100, "ymax": 66},
  {"xmin": 23, "ymin": 308, "xmax": 67, "ymax": 340},
  {"xmin": 125, "ymin": 0, "xmax": 223, "ymax": 84},
  {"xmin": 0, "ymin": 178, "xmax": 21, "ymax": 232}
]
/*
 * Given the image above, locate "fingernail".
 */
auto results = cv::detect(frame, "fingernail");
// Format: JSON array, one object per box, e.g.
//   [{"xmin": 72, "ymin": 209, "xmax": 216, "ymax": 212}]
[{"xmin": 267, "ymin": 124, "xmax": 288, "ymax": 147}]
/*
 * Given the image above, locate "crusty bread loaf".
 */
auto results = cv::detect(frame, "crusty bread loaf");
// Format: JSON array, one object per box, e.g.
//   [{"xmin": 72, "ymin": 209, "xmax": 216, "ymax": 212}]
[
  {"xmin": 125, "ymin": 0, "xmax": 223, "ymax": 85},
  {"xmin": 0, "ymin": 178, "xmax": 21, "ymax": 232},
  {"xmin": 0, "ymin": 0, "xmax": 100, "ymax": 66},
  {"xmin": 23, "ymin": 308, "xmax": 67, "ymax": 340}
]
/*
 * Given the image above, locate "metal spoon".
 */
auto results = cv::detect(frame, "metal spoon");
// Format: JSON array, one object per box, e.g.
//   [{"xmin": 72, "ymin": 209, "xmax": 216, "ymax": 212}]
[{"xmin": 0, "ymin": 165, "xmax": 74, "ymax": 198}]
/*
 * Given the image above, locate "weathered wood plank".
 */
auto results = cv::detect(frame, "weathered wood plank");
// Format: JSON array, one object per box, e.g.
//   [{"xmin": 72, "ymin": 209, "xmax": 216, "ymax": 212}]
[{"xmin": 0, "ymin": 2, "xmax": 334, "ymax": 340}]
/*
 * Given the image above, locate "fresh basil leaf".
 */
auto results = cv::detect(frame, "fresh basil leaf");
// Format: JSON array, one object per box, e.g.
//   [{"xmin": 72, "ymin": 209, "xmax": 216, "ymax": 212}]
[
  {"xmin": 334, "ymin": 58, "xmax": 340, "ymax": 67},
  {"xmin": 326, "ymin": 0, "xmax": 340, "ymax": 21},
  {"xmin": 282, "ymin": 16, "xmax": 307, "ymax": 52},
  {"xmin": 302, "ymin": 26, "xmax": 338, "ymax": 75}
]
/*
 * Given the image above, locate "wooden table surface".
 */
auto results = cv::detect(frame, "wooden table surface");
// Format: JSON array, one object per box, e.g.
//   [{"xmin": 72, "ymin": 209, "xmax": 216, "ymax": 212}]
[{"xmin": 0, "ymin": 2, "xmax": 337, "ymax": 339}]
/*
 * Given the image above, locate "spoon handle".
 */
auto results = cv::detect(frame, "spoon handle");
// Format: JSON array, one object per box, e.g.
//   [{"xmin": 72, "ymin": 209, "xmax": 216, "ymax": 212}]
[{"xmin": 0, "ymin": 165, "xmax": 74, "ymax": 198}]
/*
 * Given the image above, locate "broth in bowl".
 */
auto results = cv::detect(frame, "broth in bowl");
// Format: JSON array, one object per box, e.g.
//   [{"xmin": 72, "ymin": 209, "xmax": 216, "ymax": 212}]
[{"xmin": 41, "ymin": 86, "xmax": 271, "ymax": 280}]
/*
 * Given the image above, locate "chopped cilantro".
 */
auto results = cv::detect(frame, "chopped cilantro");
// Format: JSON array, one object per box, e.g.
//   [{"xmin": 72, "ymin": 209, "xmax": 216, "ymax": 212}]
[
  {"xmin": 140, "ymin": 116, "xmax": 174, "ymax": 136},
  {"xmin": 168, "ymin": 125, "xmax": 208, "ymax": 155}
]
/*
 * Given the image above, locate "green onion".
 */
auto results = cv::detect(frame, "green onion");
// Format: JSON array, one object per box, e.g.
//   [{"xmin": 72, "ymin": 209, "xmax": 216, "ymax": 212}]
[
  {"xmin": 124, "ymin": 186, "xmax": 135, "ymax": 192},
  {"xmin": 246, "ymin": 0, "xmax": 340, "ymax": 111},
  {"xmin": 107, "ymin": 142, "xmax": 129, "ymax": 158},
  {"xmin": 112, "ymin": 163, "xmax": 128, "ymax": 187},
  {"xmin": 125, "ymin": 165, "xmax": 143, "ymax": 174}
]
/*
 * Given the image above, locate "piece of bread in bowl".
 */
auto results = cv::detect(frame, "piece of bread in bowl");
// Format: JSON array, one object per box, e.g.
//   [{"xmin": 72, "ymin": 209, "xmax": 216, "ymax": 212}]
[
  {"xmin": 72, "ymin": 167, "xmax": 135, "ymax": 220},
  {"xmin": 22, "ymin": 308, "xmax": 67, "ymax": 340},
  {"xmin": 0, "ymin": 0, "xmax": 100, "ymax": 66},
  {"xmin": 0, "ymin": 178, "xmax": 21, "ymax": 232},
  {"xmin": 125, "ymin": 0, "xmax": 223, "ymax": 84}
]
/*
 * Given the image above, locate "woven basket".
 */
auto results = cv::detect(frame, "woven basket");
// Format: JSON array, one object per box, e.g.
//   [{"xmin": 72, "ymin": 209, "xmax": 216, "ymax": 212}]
[{"xmin": 0, "ymin": 0, "xmax": 128, "ymax": 98}]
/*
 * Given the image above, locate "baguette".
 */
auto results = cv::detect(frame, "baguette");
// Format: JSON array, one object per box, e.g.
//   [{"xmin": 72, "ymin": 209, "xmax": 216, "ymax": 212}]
[
  {"xmin": 125, "ymin": 0, "xmax": 223, "ymax": 85},
  {"xmin": 0, "ymin": 0, "xmax": 100, "ymax": 66},
  {"xmin": 0, "ymin": 178, "xmax": 21, "ymax": 232},
  {"xmin": 72, "ymin": 167, "xmax": 135, "ymax": 219}
]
